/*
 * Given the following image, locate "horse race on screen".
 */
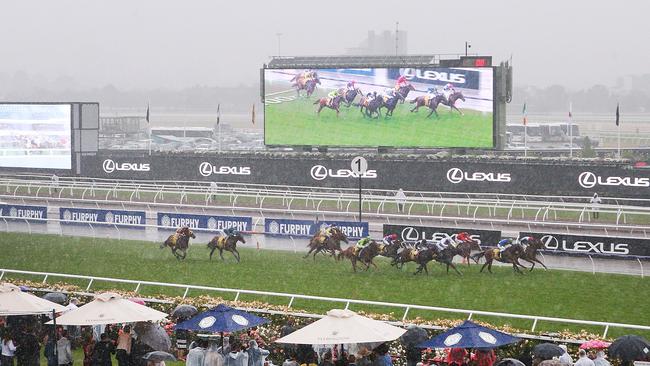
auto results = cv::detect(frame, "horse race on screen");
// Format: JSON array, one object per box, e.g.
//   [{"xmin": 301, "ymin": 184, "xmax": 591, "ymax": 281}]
[{"xmin": 264, "ymin": 67, "xmax": 494, "ymax": 148}]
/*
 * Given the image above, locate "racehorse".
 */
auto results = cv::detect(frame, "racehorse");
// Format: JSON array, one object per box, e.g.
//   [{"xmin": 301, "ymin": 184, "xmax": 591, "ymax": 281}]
[
  {"xmin": 409, "ymin": 95, "xmax": 445, "ymax": 117},
  {"xmin": 340, "ymin": 87, "xmax": 363, "ymax": 107},
  {"xmin": 379, "ymin": 92, "xmax": 405, "ymax": 118},
  {"xmin": 396, "ymin": 84, "xmax": 416, "ymax": 103},
  {"xmin": 518, "ymin": 238, "xmax": 548, "ymax": 271},
  {"xmin": 305, "ymin": 227, "xmax": 348, "ymax": 260},
  {"xmin": 314, "ymin": 95, "xmax": 343, "ymax": 117},
  {"xmin": 207, "ymin": 232, "xmax": 246, "ymax": 262},
  {"xmin": 455, "ymin": 238, "xmax": 482, "ymax": 266},
  {"xmin": 441, "ymin": 91, "xmax": 466, "ymax": 115},
  {"xmin": 160, "ymin": 227, "xmax": 196, "ymax": 260},
  {"xmin": 380, "ymin": 239, "xmax": 407, "ymax": 263},
  {"xmin": 338, "ymin": 240, "xmax": 382, "ymax": 272},
  {"xmin": 292, "ymin": 72, "xmax": 321, "ymax": 97},
  {"xmin": 471, "ymin": 244, "xmax": 526, "ymax": 274},
  {"xmin": 361, "ymin": 96, "xmax": 384, "ymax": 119}
]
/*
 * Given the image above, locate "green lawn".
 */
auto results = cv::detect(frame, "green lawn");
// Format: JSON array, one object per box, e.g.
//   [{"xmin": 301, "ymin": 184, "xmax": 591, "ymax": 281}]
[
  {"xmin": 265, "ymin": 97, "xmax": 493, "ymax": 148},
  {"xmin": 1, "ymin": 233, "xmax": 649, "ymax": 338}
]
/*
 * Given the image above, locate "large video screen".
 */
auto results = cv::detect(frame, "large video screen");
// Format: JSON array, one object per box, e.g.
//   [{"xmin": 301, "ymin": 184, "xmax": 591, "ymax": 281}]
[
  {"xmin": 264, "ymin": 67, "xmax": 495, "ymax": 148},
  {"xmin": 0, "ymin": 104, "xmax": 72, "ymax": 169}
]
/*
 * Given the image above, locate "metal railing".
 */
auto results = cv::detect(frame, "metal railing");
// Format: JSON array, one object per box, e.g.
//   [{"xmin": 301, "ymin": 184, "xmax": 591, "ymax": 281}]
[{"xmin": 1, "ymin": 268, "xmax": 647, "ymax": 338}]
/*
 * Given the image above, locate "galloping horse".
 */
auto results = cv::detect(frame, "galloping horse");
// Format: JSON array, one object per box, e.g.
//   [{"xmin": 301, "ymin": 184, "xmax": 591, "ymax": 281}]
[
  {"xmin": 409, "ymin": 94, "xmax": 445, "ymax": 118},
  {"xmin": 305, "ymin": 227, "xmax": 348, "ymax": 260},
  {"xmin": 396, "ymin": 84, "xmax": 416, "ymax": 103},
  {"xmin": 207, "ymin": 232, "xmax": 246, "ymax": 262},
  {"xmin": 292, "ymin": 72, "xmax": 321, "ymax": 97},
  {"xmin": 314, "ymin": 95, "xmax": 344, "ymax": 117},
  {"xmin": 338, "ymin": 240, "xmax": 382, "ymax": 272},
  {"xmin": 160, "ymin": 227, "xmax": 196, "ymax": 260},
  {"xmin": 455, "ymin": 238, "xmax": 482, "ymax": 266},
  {"xmin": 341, "ymin": 87, "xmax": 363, "ymax": 107},
  {"xmin": 441, "ymin": 91, "xmax": 466, "ymax": 115},
  {"xmin": 471, "ymin": 244, "xmax": 526, "ymax": 274},
  {"xmin": 519, "ymin": 238, "xmax": 548, "ymax": 271},
  {"xmin": 362, "ymin": 96, "xmax": 384, "ymax": 119},
  {"xmin": 380, "ymin": 239, "xmax": 407, "ymax": 263},
  {"xmin": 379, "ymin": 92, "xmax": 405, "ymax": 118}
]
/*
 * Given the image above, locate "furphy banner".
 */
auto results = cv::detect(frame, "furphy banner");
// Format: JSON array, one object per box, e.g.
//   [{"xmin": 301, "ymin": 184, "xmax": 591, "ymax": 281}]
[
  {"xmin": 157, "ymin": 212, "xmax": 252, "ymax": 232},
  {"xmin": 60, "ymin": 207, "xmax": 145, "ymax": 228},
  {"xmin": 520, "ymin": 231, "xmax": 650, "ymax": 258},
  {"xmin": 0, "ymin": 204, "xmax": 47, "ymax": 222},
  {"xmin": 264, "ymin": 218, "xmax": 368, "ymax": 238},
  {"xmin": 383, "ymin": 224, "xmax": 501, "ymax": 246}
]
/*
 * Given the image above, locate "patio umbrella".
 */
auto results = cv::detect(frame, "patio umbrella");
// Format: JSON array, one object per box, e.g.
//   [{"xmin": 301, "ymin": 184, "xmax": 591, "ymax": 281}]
[
  {"xmin": 171, "ymin": 304, "xmax": 198, "ymax": 320},
  {"xmin": 580, "ymin": 340, "xmax": 611, "ymax": 350},
  {"xmin": 608, "ymin": 335, "xmax": 650, "ymax": 362},
  {"xmin": 175, "ymin": 304, "xmax": 268, "ymax": 333},
  {"xmin": 142, "ymin": 351, "xmax": 176, "ymax": 362},
  {"xmin": 274, "ymin": 309, "xmax": 406, "ymax": 345},
  {"xmin": 49, "ymin": 292, "xmax": 167, "ymax": 325},
  {"xmin": 400, "ymin": 325, "xmax": 428, "ymax": 347},
  {"xmin": 43, "ymin": 292, "xmax": 67, "ymax": 305},
  {"xmin": 0, "ymin": 283, "xmax": 67, "ymax": 316},
  {"xmin": 418, "ymin": 321, "xmax": 520, "ymax": 349},
  {"xmin": 495, "ymin": 358, "xmax": 526, "ymax": 366},
  {"xmin": 134, "ymin": 322, "xmax": 172, "ymax": 352},
  {"xmin": 532, "ymin": 343, "xmax": 564, "ymax": 360}
]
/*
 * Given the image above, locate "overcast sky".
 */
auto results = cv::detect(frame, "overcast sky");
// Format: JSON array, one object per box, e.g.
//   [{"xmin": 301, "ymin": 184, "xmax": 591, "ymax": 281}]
[{"xmin": 1, "ymin": 0, "xmax": 646, "ymax": 90}]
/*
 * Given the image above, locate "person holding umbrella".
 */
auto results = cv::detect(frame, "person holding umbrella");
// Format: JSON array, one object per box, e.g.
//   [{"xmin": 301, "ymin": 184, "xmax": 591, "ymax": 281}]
[
  {"xmin": 558, "ymin": 345, "xmax": 573, "ymax": 365},
  {"xmin": 575, "ymin": 350, "xmax": 595, "ymax": 366}
]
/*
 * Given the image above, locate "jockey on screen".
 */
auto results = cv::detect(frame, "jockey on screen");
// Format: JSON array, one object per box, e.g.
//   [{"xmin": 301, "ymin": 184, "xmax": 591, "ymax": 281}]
[
  {"xmin": 324, "ymin": 223, "xmax": 337, "ymax": 238},
  {"xmin": 442, "ymin": 83, "xmax": 455, "ymax": 102},
  {"xmin": 383, "ymin": 88, "xmax": 397, "ymax": 101},
  {"xmin": 382, "ymin": 233, "xmax": 398, "ymax": 246},
  {"xmin": 346, "ymin": 80, "xmax": 356, "ymax": 92},
  {"xmin": 355, "ymin": 236, "xmax": 372, "ymax": 256},
  {"xmin": 424, "ymin": 87, "xmax": 438, "ymax": 104},
  {"xmin": 497, "ymin": 238, "xmax": 513, "ymax": 252},
  {"xmin": 327, "ymin": 89, "xmax": 341, "ymax": 106},
  {"xmin": 436, "ymin": 235, "xmax": 455, "ymax": 252},
  {"xmin": 395, "ymin": 75, "xmax": 409, "ymax": 91},
  {"xmin": 516, "ymin": 236, "xmax": 535, "ymax": 247},
  {"xmin": 456, "ymin": 232, "xmax": 471, "ymax": 243},
  {"xmin": 216, "ymin": 227, "xmax": 238, "ymax": 238}
]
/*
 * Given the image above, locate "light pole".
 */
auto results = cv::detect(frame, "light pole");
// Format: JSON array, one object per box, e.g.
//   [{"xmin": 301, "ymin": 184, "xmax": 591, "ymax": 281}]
[
  {"xmin": 465, "ymin": 41, "xmax": 471, "ymax": 56},
  {"xmin": 276, "ymin": 33, "xmax": 282, "ymax": 56}
]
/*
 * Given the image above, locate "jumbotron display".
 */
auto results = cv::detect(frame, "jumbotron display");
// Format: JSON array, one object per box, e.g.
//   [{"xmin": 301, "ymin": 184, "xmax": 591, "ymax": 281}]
[
  {"xmin": 264, "ymin": 67, "xmax": 495, "ymax": 148},
  {"xmin": 0, "ymin": 104, "xmax": 72, "ymax": 170}
]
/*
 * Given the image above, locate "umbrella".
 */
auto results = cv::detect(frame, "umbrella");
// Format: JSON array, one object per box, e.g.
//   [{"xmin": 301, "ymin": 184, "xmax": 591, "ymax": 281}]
[
  {"xmin": 580, "ymin": 340, "xmax": 611, "ymax": 350},
  {"xmin": 48, "ymin": 292, "xmax": 167, "ymax": 325},
  {"xmin": 142, "ymin": 351, "xmax": 176, "ymax": 362},
  {"xmin": 134, "ymin": 322, "xmax": 172, "ymax": 352},
  {"xmin": 129, "ymin": 298, "xmax": 146, "ymax": 305},
  {"xmin": 0, "ymin": 283, "xmax": 67, "ymax": 316},
  {"xmin": 608, "ymin": 335, "xmax": 650, "ymax": 362},
  {"xmin": 171, "ymin": 304, "xmax": 198, "ymax": 320},
  {"xmin": 532, "ymin": 343, "xmax": 564, "ymax": 360},
  {"xmin": 418, "ymin": 320, "xmax": 520, "ymax": 349},
  {"xmin": 400, "ymin": 325, "xmax": 428, "ymax": 347},
  {"xmin": 275, "ymin": 309, "xmax": 406, "ymax": 345},
  {"xmin": 495, "ymin": 358, "xmax": 526, "ymax": 366},
  {"xmin": 175, "ymin": 304, "xmax": 268, "ymax": 333},
  {"xmin": 43, "ymin": 292, "xmax": 67, "ymax": 305}
]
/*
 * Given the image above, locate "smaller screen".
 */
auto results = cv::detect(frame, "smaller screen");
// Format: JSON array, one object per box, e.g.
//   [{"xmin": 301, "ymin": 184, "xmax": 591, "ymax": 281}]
[{"xmin": 0, "ymin": 104, "xmax": 72, "ymax": 170}]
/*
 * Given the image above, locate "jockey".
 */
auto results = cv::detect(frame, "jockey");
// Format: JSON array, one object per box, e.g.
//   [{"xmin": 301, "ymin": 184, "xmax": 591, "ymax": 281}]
[
  {"xmin": 355, "ymin": 236, "xmax": 372, "ymax": 256},
  {"xmin": 395, "ymin": 75, "xmax": 408, "ymax": 90},
  {"xmin": 324, "ymin": 223, "xmax": 337, "ymax": 238},
  {"xmin": 436, "ymin": 235, "xmax": 455, "ymax": 252},
  {"xmin": 346, "ymin": 80, "xmax": 356, "ymax": 92},
  {"xmin": 516, "ymin": 236, "xmax": 535, "ymax": 247},
  {"xmin": 442, "ymin": 83, "xmax": 455, "ymax": 102},
  {"xmin": 383, "ymin": 88, "xmax": 396, "ymax": 101},
  {"xmin": 327, "ymin": 89, "xmax": 341, "ymax": 106},
  {"xmin": 424, "ymin": 87, "xmax": 438, "ymax": 104},
  {"xmin": 456, "ymin": 232, "xmax": 471, "ymax": 243},
  {"xmin": 382, "ymin": 233, "xmax": 398, "ymax": 246},
  {"xmin": 497, "ymin": 238, "xmax": 513, "ymax": 252},
  {"xmin": 176, "ymin": 226, "xmax": 188, "ymax": 236}
]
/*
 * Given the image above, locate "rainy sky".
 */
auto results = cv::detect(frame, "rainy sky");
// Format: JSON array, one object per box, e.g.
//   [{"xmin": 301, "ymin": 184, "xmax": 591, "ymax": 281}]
[{"xmin": 1, "ymin": 0, "xmax": 646, "ymax": 90}]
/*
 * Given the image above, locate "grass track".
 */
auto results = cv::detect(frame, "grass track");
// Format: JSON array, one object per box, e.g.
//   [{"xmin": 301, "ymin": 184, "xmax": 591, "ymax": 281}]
[
  {"xmin": 1, "ymin": 233, "xmax": 649, "ymax": 338},
  {"xmin": 265, "ymin": 97, "xmax": 493, "ymax": 148}
]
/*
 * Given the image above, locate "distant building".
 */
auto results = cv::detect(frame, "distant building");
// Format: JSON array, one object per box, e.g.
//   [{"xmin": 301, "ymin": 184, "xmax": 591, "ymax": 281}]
[{"xmin": 346, "ymin": 30, "xmax": 408, "ymax": 56}]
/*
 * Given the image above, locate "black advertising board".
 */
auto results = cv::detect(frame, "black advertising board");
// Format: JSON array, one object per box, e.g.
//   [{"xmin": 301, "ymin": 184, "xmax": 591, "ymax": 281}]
[
  {"xmin": 383, "ymin": 224, "xmax": 501, "ymax": 246},
  {"xmin": 520, "ymin": 231, "xmax": 650, "ymax": 258},
  {"xmin": 78, "ymin": 154, "xmax": 650, "ymax": 199}
]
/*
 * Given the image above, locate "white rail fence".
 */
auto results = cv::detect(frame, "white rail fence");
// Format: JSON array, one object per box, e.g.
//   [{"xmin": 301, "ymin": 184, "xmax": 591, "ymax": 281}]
[{"xmin": 0, "ymin": 268, "xmax": 648, "ymax": 339}]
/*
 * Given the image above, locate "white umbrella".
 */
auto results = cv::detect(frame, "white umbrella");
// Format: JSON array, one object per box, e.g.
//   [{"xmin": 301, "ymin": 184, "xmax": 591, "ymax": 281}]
[
  {"xmin": 49, "ymin": 292, "xmax": 167, "ymax": 325},
  {"xmin": 275, "ymin": 309, "xmax": 406, "ymax": 345},
  {"xmin": 0, "ymin": 283, "xmax": 67, "ymax": 316}
]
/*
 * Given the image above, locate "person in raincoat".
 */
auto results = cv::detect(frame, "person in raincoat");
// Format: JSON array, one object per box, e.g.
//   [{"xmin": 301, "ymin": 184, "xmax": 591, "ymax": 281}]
[{"xmin": 246, "ymin": 341, "xmax": 269, "ymax": 366}]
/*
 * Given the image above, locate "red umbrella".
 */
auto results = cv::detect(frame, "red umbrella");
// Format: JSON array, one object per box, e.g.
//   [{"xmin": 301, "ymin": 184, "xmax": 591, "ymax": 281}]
[
  {"xmin": 580, "ymin": 340, "xmax": 611, "ymax": 350},
  {"xmin": 129, "ymin": 297, "xmax": 146, "ymax": 305}
]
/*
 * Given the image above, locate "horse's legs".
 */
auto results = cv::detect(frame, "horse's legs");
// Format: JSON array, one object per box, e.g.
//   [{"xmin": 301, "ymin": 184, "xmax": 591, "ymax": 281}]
[
  {"xmin": 303, "ymin": 246, "xmax": 315, "ymax": 259},
  {"xmin": 233, "ymin": 249, "xmax": 240, "ymax": 263},
  {"xmin": 449, "ymin": 262, "xmax": 463, "ymax": 276},
  {"xmin": 487, "ymin": 261, "xmax": 493, "ymax": 274},
  {"xmin": 219, "ymin": 248, "xmax": 225, "ymax": 261},
  {"xmin": 209, "ymin": 247, "xmax": 217, "ymax": 260},
  {"xmin": 351, "ymin": 258, "xmax": 357, "ymax": 273}
]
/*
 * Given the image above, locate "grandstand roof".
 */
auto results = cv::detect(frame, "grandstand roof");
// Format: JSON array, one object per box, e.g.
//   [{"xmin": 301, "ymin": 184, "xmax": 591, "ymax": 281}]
[{"xmin": 265, "ymin": 54, "xmax": 458, "ymax": 68}]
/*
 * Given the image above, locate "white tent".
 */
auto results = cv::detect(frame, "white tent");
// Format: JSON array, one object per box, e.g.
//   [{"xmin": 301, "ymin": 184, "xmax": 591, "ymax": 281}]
[
  {"xmin": 0, "ymin": 283, "xmax": 67, "ymax": 316},
  {"xmin": 275, "ymin": 309, "xmax": 406, "ymax": 345},
  {"xmin": 49, "ymin": 292, "xmax": 167, "ymax": 325}
]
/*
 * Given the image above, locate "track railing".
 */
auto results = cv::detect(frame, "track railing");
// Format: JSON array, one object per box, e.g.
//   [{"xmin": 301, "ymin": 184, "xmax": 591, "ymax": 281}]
[{"xmin": 0, "ymin": 268, "xmax": 647, "ymax": 338}]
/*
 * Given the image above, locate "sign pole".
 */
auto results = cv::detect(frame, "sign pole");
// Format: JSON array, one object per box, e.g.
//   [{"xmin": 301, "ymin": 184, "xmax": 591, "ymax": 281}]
[{"xmin": 351, "ymin": 156, "xmax": 368, "ymax": 223}]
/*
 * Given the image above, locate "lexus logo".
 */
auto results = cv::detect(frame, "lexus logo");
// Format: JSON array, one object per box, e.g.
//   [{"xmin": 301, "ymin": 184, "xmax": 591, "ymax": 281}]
[
  {"xmin": 578, "ymin": 172, "xmax": 597, "ymax": 189},
  {"xmin": 446, "ymin": 168, "xmax": 511, "ymax": 184},
  {"xmin": 310, "ymin": 165, "xmax": 378, "ymax": 181},
  {"xmin": 103, "ymin": 159, "xmax": 116, "ymax": 173},
  {"xmin": 311, "ymin": 165, "xmax": 328, "ymax": 181},
  {"xmin": 102, "ymin": 159, "xmax": 150, "ymax": 174},
  {"xmin": 199, "ymin": 162, "xmax": 251, "ymax": 177},
  {"xmin": 447, "ymin": 168, "xmax": 464, "ymax": 184},
  {"xmin": 401, "ymin": 227, "xmax": 419, "ymax": 241},
  {"xmin": 541, "ymin": 235, "xmax": 559, "ymax": 250}
]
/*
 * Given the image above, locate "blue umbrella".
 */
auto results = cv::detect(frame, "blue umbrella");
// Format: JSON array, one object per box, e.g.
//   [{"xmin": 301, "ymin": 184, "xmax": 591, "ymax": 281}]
[
  {"xmin": 418, "ymin": 320, "xmax": 520, "ymax": 349},
  {"xmin": 174, "ymin": 304, "xmax": 269, "ymax": 333}
]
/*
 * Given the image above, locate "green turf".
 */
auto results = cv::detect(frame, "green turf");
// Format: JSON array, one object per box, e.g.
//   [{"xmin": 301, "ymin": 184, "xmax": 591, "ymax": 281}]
[
  {"xmin": 265, "ymin": 97, "xmax": 493, "ymax": 148},
  {"xmin": 2, "ymin": 233, "xmax": 649, "ymax": 337}
]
